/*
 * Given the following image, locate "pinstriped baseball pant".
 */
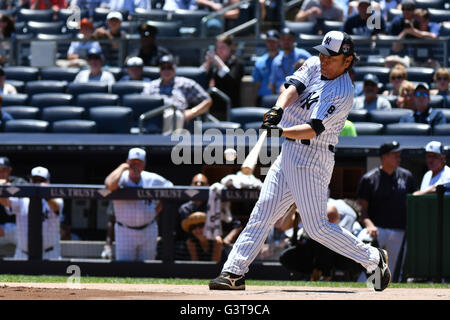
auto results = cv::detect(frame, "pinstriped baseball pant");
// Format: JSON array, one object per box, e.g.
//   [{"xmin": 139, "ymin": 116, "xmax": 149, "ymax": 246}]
[{"xmin": 223, "ymin": 140, "xmax": 380, "ymax": 275}]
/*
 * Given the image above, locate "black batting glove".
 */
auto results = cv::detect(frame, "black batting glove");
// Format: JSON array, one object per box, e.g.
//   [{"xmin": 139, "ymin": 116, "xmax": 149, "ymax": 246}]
[
  {"xmin": 263, "ymin": 106, "xmax": 283, "ymax": 126},
  {"xmin": 261, "ymin": 122, "xmax": 283, "ymax": 138}
]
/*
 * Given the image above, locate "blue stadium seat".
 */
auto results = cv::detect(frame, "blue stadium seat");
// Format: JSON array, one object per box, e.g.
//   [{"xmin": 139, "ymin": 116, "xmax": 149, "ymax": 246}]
[
  {"xmin": 2, "ymin": 106, "xmax": 40, "ymax": 119},
  {"xmin": 434, "ymin": 108, "xmax": 450, "ymax": 123},
  {"xmin": 2, "ymin": 94, "xmax": 28, "ymax": 106},
  {"xmin": 201, "ymin": 121, "xmax": 242, "ymax": 133},
  {"xmin": 3, "ymin": 119, "xmax": 50, "ymax": 133},
  {"xmin": 41, "ymin": 106, "xmax": 86, "ymax": 122},
  {"xmin": 26, "ymin": 21, "xmax": 66, "ymax": 35},
  {"xmin": 112, "ymin": 81, "xmax": 148, "ymax": 96},
  {"xmin": 142, "ymin": 66, "xmax": 160, "ymax": 80},
  {"xmin": 36, "ymin": 33, "xmax": 74, "ymax": 58},
  {"xmin": 172, "ymin": 10, "xmax": 210, "ymax": 37},
  {"xmin": 51, "ymin": 120, "xmax": 97, "ymax": 133},
  {"xmin": 103, "ymin": 67, "xmax": 123, "ymax": 81},
  {"xmin": 432, "ymin": 124, "xmax": 450, "ymax": 136},
  {"xmin": 428, "ymin": 9, "xmax": 450, "ymax": 23},
  {"xmin": 384, "ymin": 123, "xmax": 431, "ymax": 135},
  {"xmin": 368, "ymin": 109, "xmax": 413, "ymax": 124},
  {"xmin": 429, "ymin": 95, "xmax": 445, "ymax": 109},
  {"xmin": 121, "ymin": 94, "xmax": 165, "ymax": 124},
  {"xmin": 353, "ymin": 66, "xmax": 391, "ymax": 84},
  {"xmin": 446, "ymin": 95, "xmax": 450, "ymax": 109},
  {"xmin": 353, "ymin": 122, "xmax": 384, "ymax": 135},
  {"xmin": 132, "ymin": 9, "xmax": 168, "ymax": 22},
  {"xmin": 14, "ymin": 21, "xmax": 26, "ymax": 34},
  {"xmin": 25, "ymin": 80, "xmax": 67, "ymax": 95},
  {"xmin": 40, "ymin": 67, "xmax": 80, "ymax": 82},
  {"xmin": 229, "ymin": 107, "xmax": 269, "ymax": 127},
  {"xmin": 57, "ymin": 8, "xmax": 89, "ymax": 22},
  {"xmin": 348, "ymin": 109, "xmax": 369, "ymax": 122},
  {"xmin": 76, "ymin": 93, "xmax": 119, "ymax": 109},
  {"xmin": 321, "ymin": 20, "xmax": 344, "ymax": 34},
  {"xmin": 30, "ymin": 93, "xmax": 74, "ymax": 108},
  {"xmin": 67, "ymin": 82, "xmax": 109, "ymax": 95},
  {"xmin": 145, "ymin": 20, "xmax": 181, "ymax": 37},
  {"xmin": 5, "ymin": 80, "xmax": 25, "ymax": 93},
  {"xmin": 243, "ymin": 121, "xmax": 263, "ymax": 131},
  {"xmin": 440, "ymin": 22, "xmax": 450, "ymax": 37},
  {"xmin": 388, "ymin": 8, "xmax": 402, "ymax": 21},
  {"xmin": 260, "ymin": 95, "xmax": 278, "ymax": 108},
  {"xmin": 176, "ymin": 67, "xmax": 208, "ymax": 89},
  {"xmin": 17, "ymin": 9, "xmax": 54, "ymax": 22},
  {"xmin": 93, "ymin": 8, "xmax": 129, "ymax": 22},
  {"xmin": 284, "ymin": 21, "xmax": 317, "ymax": 36},
  {"xmin": 120, "ymin": 21, "xmax": 139, "ymax": 34},
  {"xmin": 415, "ymin": 0, "xmax": 445, "ymax": 9},
  {"xmin": 3, "ymin": 66, "xmax": 39, "ymax": 82},
  {"xmin": 88, "ymin": 106, "xmax": 133, "ymax": 133},
  {"xmin": 406, "ymin": 67, "xmax": 434, "ymax": 84}
]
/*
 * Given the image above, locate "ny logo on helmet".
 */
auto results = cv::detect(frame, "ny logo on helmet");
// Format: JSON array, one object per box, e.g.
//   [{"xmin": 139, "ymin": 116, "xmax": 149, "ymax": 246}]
[{"xmin": 324, "ymin": 37, "xmax": 332, "ymax": 45}]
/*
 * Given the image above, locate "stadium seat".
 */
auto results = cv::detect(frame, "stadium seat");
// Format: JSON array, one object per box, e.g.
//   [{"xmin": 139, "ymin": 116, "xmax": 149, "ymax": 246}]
[
  {"xmin": 41, "ymin": 106, "xmax": 86, "ymax": 122},
  {"xmin": 17, "ymin": 9, "xmax": 54, "ymax": 22},
  {"xmin": 57, "ymin": 8, "xmax": 89, "ymax": 23},
  {"xmin": 30, "ymin": 93, "xmax": 74, "ymax": 108},
  {"xmin": 321, "ymin": 20, "xmax": 344, "ymax": 34},
  {"xmin": 243, "ymin": 121, "xmax": 263, "ymax": 131},
  {"xmin": 284, "ymin": 21, "xmax": 317, "ymax": 36},
  {"xmin": 2, "ymin": 94, "xmax": 28, "ymax": 106},
  {"xmin": 40, "ymin": 67, "xmax": 80, "ymax": 81},
  {"xmin": 440, "ymin": 22, "xmax": 450, "ymax": 37},
  {"xmin": 14, "ymin": 21, "xmax": 26, "ymax": 34},
  {"xmin": 368, "ymin": 109, "xmax": 413, "ymax": 124},
  {"xmin": 145, "ymin": 20, "xmax": 182, "ymax": 37},
  {"xmin": 353, "ymin": 122, "xmax": 384, "ymax": 135},
  {"xmin": 132, "ymin": 8, "xmax": 168, "ymax": 21},
  {"xmin": 3, "ymin": 66, "xmax": 39, "ymax": 82},
  {"xmin": 446, "ymin": 96, "xmax": 450, "ymax": 109},
  {"xmin": 388, "ymin": 8, "xmax": 402, "ymax": 21},
  {"xmin": 428, "ymin": 9, "xmax": 450, "ymax": 23},
  {"xmin": 120, "ymin": 21, "xmax": 139, "ymax": 34},
  {"xmin": 76, "ymin": 93, "xmax": 119, "ymax": 109},
  {"xmin": 172, "ymin": 10, "xmax": 210, "ymax": 37},
  {"xmin": 112, "ymin": 81, "xmax": 148, "ymax": 96},
  {"xmin": 121, "ymin": 94, "xmax": 165, "ymax": 124},
  {"xmin": 170, "ymin": 47, "xmax": 203, "ymax": 66},
  {"xmin": 429, "ymin": 95, "xmax": 445, "ymax": 109},
  {"xmin": 5, "ymin": 80, "xmax": 25, "ymax": 93},
  {"xmin": 229, "ymin": 107, "xmax": 269, "ymax": 128},
  {"xmin": 26, "ymin": 21, "xmax": 66, "ymax": 35},
  {"xmin": 3, "ymin": 119, "xmax": 50, "ymax": 133},
  {"xmin": 51, "ymin": 120, "xmax": 97, "ymax": 133},
  {"xmin": 434, "ymin": 108, "xmax": 450, "ymax": 123},
  {"xmin": 93, "ymin": 7, "xmax": 129, "ymax": 23},
  {"xmin": 260, "ymin": 95, "xmax": 278, "ymax": 108},
  {"xmin": 353, "ymin": 66, "xmax": 390, "ymax": 84},
  {"xmin": 176, "ymin": 67, "xmax": 208, "ymax": 89},
  {"xmin": 406, "ymin": 67, "xmax": 434, "ymax": 84},
  {"xmin": 142, "ymin": 66, "xmax": 160, "ymax": 80},
  {"xmin": 88, "ymin": 106, "xmax": 133, "ymax": 133},
  {"xmin": 25, "ymin": 80, "xmax": 67, "ymax": 95},
  {"xmin": 67, "ymin": 82, "xmax": 109, "ymax": 95},
  {"xmin": 2, "ymin": 106, "xmax": 40, "ymax": 119},
  {"xmin": 36, "ymin": 33, "xmax": 74, "ymax": 59},
  {"xmin": 348, "ymin": 109, "xmax": 369, "ymax": 122},
  {"xmin": 103, "ymin": 67, "xmax": 123, "ymax": 81},
  {"xmin": 384, "ymin": 123, "xmax": 431, "ymax": 135},
  {"xmin": 415, "ymin": 0, "xmax": 445, "ymax": 9},
  {"xmin": 201, "ymin": 121, "xmax": 242, "ymax": 133},
  {"xmin": 432, "ymin": 124, "xmax": 450, "ymax": 136}
]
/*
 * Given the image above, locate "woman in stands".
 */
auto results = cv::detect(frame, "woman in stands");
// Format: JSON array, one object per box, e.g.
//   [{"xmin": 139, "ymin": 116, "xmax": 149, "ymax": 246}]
[
  {"xmin": 382, "ymin": 64, "xmax": 407, "ymax": 97},
  {"xmin": 396, "ymin": 80, "xmax": 415, "ymax": 110},
  {"xmin": 430, "ymin": 68, "xmax": 450, "ymax": 97},
  {"xmin": 0, "ymin": 14, "xmax": 15, "ymax": 66}
]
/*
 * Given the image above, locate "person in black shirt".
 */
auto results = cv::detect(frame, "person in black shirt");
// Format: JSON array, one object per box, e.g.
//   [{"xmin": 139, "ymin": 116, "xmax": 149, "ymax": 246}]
[
  {"xmin": 131, "ymin": 22, "xmax": 171, "ymax": 67},
  {"xmin": 357, "ymin": 141, "xmax": 416, "ymax": 281}
]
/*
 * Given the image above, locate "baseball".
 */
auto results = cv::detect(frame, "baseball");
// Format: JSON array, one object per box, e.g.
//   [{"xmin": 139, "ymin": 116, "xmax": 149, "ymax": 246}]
[{"xmin": 224, "ymin": 148, "xmax": 237, "ymax": 161}]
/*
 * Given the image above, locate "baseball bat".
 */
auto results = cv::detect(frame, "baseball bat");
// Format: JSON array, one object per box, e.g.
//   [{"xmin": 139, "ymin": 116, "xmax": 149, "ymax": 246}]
[{"xmin": 241, "ymin": 130, "xmax": 267, "ymax": 176}]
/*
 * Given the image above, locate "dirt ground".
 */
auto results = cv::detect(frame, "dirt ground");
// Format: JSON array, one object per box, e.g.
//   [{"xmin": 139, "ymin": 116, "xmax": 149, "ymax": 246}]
[{"xmin": 0, "ymin": 282, "xmax": 449, "ymax": 300}]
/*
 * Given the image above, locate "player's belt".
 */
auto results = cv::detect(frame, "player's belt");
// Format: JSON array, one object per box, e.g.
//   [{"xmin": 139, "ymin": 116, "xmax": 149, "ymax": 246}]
[
  {"xmin": 116, "ymin": 221, "xmax": 151, "ymax": 230},
  {"xmin": 286, "ymin": 138, "xmax": 335, "ymax": 153}
]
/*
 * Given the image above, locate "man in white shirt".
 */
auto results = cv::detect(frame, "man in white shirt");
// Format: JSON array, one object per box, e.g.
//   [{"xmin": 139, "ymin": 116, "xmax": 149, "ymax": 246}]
[
  {"xmin": 73, "ymin": 47, "xmax": 116, "ymax": 86},
  {"xmin": 414, "ymin": 141, "xmax": 450, "ymax": 196},
  {"xmin": 352, "ymin": 73, "xmax": 392, "ymax": 111}
]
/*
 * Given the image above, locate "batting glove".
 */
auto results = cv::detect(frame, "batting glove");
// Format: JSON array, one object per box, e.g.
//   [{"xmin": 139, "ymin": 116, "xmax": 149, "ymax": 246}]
[
  {"xmin": 261, "ymin": 123, "xmax": 283, "ymax": 137},
  {"xmin": 263, "ymin": 106, "xmax": 283, "ymax": 126}
]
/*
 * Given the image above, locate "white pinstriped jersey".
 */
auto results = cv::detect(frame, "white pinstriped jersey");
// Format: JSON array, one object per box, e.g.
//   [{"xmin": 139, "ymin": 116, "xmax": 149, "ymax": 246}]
[
  {"xmin": 281, "ymin": 56, "xmax": 354, "ymax": 147},
  {"xmin": 113, "ymin": 171, "xmax": 173, "ymax": 227}
]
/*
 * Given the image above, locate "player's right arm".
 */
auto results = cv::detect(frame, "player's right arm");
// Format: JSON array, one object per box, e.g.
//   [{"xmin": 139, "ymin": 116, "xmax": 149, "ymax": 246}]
[{"xmin": 105, "ymin": 163, "xmax": 129, "ymax": 191}]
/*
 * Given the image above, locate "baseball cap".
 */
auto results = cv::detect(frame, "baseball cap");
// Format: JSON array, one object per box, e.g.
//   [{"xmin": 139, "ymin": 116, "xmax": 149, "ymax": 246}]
[
  {"xmin": 138, "ymin": 22, "xmax": 158, "ymax": 37},
  {"xmin": 87, "ymin": 47, "xmax": 103, "ymax": 59},
  {"xmin": 106, "ymin": 11, "xmax": 123, "ymax": 21},
  {"xmin": 31, "ymin": 166, "xmax": 50, "ymax": 180},
  {"xmin": 359, "ymin": 0, "xmax": 371, "ymax": 4},
  {"xmin": 126, "ymin": 56, "xmax": 144, "ymax": 67},
  {"xmin": 265, "ymin": 29, "xmax": 280, "ymax": 41},
  {"xmin": 280, "ymin": 27, "xmax": 296, "ymax": 38},
  {"xmin": 415, "ymin": 82, "xmax": 429, "ymax": 92},
  {"xmin": 379, "ymin": 141, "xmax": 401, "ymax": 156},
  {"xmin": 425, "ymin": 141, "xmax": 444, "ymax": 154},
  {"xmin": 0, "ymin": 156, "xmax": 11, "ymax": 168},
  {"xmin": 159, "ymin": 54, "xmax": 174, "ymax": 66},
  {"xmin": 128, "ymin": 147, "xmax": 146, "ymax": 162},
  {"xmin": 363, "ymin": 73, "xmax": 379, "ymax": 85},
  {"xmin": 80, "ymin": 17, "xmax": 93, "ymax": 29},
  {"xmin": 313, "ymin": 31, "xmax": 355, "ymax": 56},
  {"xmin": 401, "ymin": 0, "xmax": 416, "ymax": 9}
]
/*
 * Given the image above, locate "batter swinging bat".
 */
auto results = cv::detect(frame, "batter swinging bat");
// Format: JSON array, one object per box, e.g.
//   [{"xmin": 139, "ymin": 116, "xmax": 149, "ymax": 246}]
[{"xmin": 241, "ymin": 130, "xmax": 267, "ymax": 176}]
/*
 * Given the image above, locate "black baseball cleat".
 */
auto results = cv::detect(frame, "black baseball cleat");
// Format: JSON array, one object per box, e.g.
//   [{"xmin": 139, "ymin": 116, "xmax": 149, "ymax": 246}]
[
  {"xmin": 373, "ymin": 248, "xmax": 391, "ymax": 292},
  {"xmin": 209, "ymin": 272, "xmax": 245, "ymax": 290}
]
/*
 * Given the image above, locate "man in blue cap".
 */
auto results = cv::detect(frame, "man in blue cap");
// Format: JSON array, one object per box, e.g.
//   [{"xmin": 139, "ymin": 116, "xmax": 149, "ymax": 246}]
[
  {"xmin": 73, "ymin": 47, "xmax": 116, "ymax": 86},
  {"xmin": 352, "ymin": 73, "xmax": 392, "ymax": 111}
]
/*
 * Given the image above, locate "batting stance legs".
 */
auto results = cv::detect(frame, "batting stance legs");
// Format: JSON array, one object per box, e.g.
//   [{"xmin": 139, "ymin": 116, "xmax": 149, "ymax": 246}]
[{"xmin": 216, "ymin": 142, "xmax": 381, "ymax": 286}]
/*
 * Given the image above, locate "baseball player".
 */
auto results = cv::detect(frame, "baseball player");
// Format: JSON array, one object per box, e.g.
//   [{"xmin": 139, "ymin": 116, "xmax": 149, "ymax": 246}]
[
  {"xmin": 209, "ymin": 31, "xmax": 390, "ymax": 291},
  {"xmin": 104, "ymin": 147, "xmax": 173, "ymax": 261},
  {"xmin": 0, "ymin": 166, "xmax": 63, "ymax": 260}
]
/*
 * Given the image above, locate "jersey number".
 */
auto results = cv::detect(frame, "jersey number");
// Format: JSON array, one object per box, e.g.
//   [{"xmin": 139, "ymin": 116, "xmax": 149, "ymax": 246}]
[{"xmin": 327, "ymin": 105, "xmax": 336, "ymax": 114}]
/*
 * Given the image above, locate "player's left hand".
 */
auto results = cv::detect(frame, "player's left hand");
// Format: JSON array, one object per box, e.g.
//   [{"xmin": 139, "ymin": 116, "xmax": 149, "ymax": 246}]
[
  {"xmin": 263, "ymin": 106, "xmax": 283, "ymax": 126},
  {"xmin": 261, "ymin": 123, "xmax": 283, "ymax": 137}
]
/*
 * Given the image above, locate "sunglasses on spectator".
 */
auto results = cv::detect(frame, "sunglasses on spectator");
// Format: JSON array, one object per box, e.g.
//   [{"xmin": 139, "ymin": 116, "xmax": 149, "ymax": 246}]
[
  {"xmin": 160, "ymin": 64, "xmax": 174, "ymax": 71},
  {"xmin": 415, "ymin": 91, "xmax": 429, "ymax": 98},
  {"xmin": 391, "ymin": 76, "xmax": 404, "ymax": 80},
  {"xmin": 31, "ymin": 176, "xmax": 47, "ymax": 183},
  {"xmin": 437, "ymin": 77, "xmax": 449, "ymax": 81},
  {"xmin": 402, "ymin": 7, "xmax": 414, "ymax": 11},
  {"xmin": 189, "ymin": 223, "xmax": 205, "ymax": 232}
]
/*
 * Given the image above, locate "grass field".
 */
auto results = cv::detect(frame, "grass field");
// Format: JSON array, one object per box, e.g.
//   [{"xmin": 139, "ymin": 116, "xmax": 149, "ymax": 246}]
[{"xmin": 1, "ymin": 274, "xmax": 449, "ymax": 289}]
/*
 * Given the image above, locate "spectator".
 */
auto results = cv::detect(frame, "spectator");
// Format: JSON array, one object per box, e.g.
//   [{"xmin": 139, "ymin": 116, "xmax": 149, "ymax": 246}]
[
  {"xmin": 430, "ymin": 68, "xmax": 450, "ymax": 97},
  {"xmin": 343, "ymin": 0, "xmax": 386, "ymax": 37},
  {"xmin": 104, "ymin": 147, "xmax": 174, "ymax": 261},
  {"xmin": 0, "ymin": 68, "xmax": 17, "ymax": 94},
  {"xmin": 142, "ymin": 54, "xmax": 213, "ymax": 134},
  {"xmin": 30, "ymin": 0, "xmax": 68, "ymax": 12},
  {"xmin": 382, "ymin": 64, "xmax": 407, "ymax": 96},
  {"xmin": 348, "ymin": 67, "xmax": 363, "ymax": 97},
  {"xmin": 163, "ymin": 0, "xmax": 198, "ymax": 10},
  {"xmin": 396, "ymin": 80, "xmax": 414, "ymax": 109},
  {"xmin": 182, "ymin": 211, "xmax": 224, "ymax": 262},
  {"xmin": 413, "ymin": 141, "xmax": 450, "ymax": 196},
  {"xmin": 57, "ymin": 18, "xmax": 101, "ymax": 67},
  {"xmin": 73, "ymin": 47, "xmax": 116, "ymax": 86},
  {"xmin": 268, "ymin": 27, "xmax": 311, "ymax": 95},
  {"xmin": 252, "ymin": 29, "xmax": 280, "ymax": 106},
  {"xmin": 100, "ymin": 0, "xmax": 150, "ymax": 12},
  {"xmin": 0, "ymin": 14, "xmax": 15, "ymax": 66},
  {"xmin": 70, "ymin": 0, "xmax": 102, "ymax": 11},
  {"xmin": 399, "ymin": 82, "xmax": 446, "ymax": 127},
  {"xmin": 120, "ymin": 56, "xmax": 150, "ymax": 81},
  {"xmin": 409, "ymin": 8, "xmax": 440, "ymax": 68},
  {"xmin": 295, "ymin": 0, "xmax": 344, "ymax": 23},
  {"xmin": 128, "ymin": 22, "xmax": 170, "ymax": 67},
  {"xmin": 357, "ymin": 141, "xmax": 417, "ymax": 282},
  {"xmin": 0, "ymin": 166, "xmax": 63, "ymax": 260},
  {"xmin": 0, "ymin": 94, "xmax": 14, "ymax": 130},
  {"xmin": 93, "ymin": 10, "xmax": 126, "ymax": 66},
  {"xmin": 352, "ymin": 74, "xmax": 391, "ymax": 111},
  {"xmin": 388, "ymin": 0, "xmax": 415, "ymax": 36},
  {"xmin": 196, "ymin": 0, "xmax": 241, "ymax": 35}
]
